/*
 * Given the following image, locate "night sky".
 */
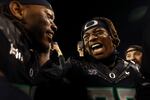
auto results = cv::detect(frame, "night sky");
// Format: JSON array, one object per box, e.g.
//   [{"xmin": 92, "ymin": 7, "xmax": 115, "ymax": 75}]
[{"xmin": 50, "ymin": 0, "xmax": 150, "ymax": 59}]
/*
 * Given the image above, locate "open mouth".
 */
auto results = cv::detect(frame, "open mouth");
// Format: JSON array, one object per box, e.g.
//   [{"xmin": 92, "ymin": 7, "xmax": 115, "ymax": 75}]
[
  {"xmin": 46, "ymin": 30, "xmax": 54, "ymax": 42},
  {"xmin": 91, "ymin": 43, "xmax": 103, "ymax": 50},
  {"xmin": 90, "ymin": 43, "xmax": 104, "ymax": 55}
]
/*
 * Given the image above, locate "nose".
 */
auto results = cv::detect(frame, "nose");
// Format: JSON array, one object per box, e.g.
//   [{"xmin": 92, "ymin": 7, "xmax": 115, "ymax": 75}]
[
  {"xmin": 89, "ymin": 34, "xmax": 98, "ymax": 41},
  {"xmin": 51, "ymin": 21, "xmax": 57, "ymax": 32}
]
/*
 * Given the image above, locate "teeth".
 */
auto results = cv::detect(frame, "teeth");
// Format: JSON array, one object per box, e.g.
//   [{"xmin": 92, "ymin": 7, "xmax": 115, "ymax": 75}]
[
  {"xmin": 91, "ymin": 43, "xmax": 100, "ymax": 48},
  {"xmin": 47, "ymin": 34, "xmax": 53, "ymax": 42},
  {"xmin": 47, "ymin": 33, "xmax": 52, "ymax": 38}
]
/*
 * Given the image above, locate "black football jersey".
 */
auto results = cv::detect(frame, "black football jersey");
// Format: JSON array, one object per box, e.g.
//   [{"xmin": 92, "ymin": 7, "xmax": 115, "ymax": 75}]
[{"xmin": 66, "ymin": 57, "xmax": 143, "ymax": 100}]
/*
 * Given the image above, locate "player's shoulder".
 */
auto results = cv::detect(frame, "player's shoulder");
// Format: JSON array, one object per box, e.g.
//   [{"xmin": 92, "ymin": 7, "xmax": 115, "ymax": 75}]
[
  {"xmin": 123, "ymin": 59, "xmax": 142, "ymax": 77},
  {"xmin": 117, "ymin": 58, "xmax": 140, "ymax": 73}
]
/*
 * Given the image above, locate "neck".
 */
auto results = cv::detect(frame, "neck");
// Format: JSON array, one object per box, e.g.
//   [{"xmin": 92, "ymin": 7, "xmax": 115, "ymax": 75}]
[
  {"xmin": 39, "ymin": 52, "xmax": 50, "ymax": 66},
  {"xmin": 86, "ymin": 51, "xmax": 118, "ymax": 68}
]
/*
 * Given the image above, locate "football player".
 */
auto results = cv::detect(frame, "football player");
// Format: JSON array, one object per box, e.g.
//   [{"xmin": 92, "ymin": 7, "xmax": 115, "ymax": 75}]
[{"xmin": 65, "ymin": 17, "xmax": 144, "ymax": 100}]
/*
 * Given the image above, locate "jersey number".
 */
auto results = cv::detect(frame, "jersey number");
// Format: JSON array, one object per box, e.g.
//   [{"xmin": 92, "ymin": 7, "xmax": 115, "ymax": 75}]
[{"xmin": 88, "ymin": 87, "xmax": 135, "ymax": 100}]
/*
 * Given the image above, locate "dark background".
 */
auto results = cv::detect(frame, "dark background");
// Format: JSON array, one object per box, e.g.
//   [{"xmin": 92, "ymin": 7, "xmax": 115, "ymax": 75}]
[{"xmin": 50, "ymin": 0, "xmax": 150, "ymax": 60}]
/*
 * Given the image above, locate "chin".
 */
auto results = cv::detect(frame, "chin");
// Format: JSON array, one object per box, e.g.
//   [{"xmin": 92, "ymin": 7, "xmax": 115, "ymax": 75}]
[
  {"xmin": 93, "ymin": 53, "xmax": 109, "ymax": 60},
  {"xmin": 93, "ymin": 55, "xmax": 103, "ymax": 60},
  {"xmin": 94, "ymin": 57, "xmax": 103, "ymax": 60}
]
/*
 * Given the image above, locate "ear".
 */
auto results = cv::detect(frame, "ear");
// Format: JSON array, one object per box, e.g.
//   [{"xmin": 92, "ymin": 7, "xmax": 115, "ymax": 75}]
[{"xmin": 9, "ymin": 1, "xmax": 24, "ymax": 20}]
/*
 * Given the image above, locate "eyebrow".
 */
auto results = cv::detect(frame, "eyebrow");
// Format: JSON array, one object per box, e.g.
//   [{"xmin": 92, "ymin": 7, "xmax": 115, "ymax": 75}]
[
  {"xmin": 94, "ymin": 27, "xmax": 107, "ymax": 32},
  {"xmin": 46, "ymin": 10, "xmax": 54, "ymax": 20}
]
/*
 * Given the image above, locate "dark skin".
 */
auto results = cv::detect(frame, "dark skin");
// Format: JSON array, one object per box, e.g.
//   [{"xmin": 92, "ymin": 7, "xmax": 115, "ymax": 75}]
[
  {"xmin": 9, "ymin": 1, "xmax": 57, "ymax": 53},
  {"xmin": 9, "ymin": 1, "xmax": 57, "ymax": 65},
  {"xmin": 83, "ymin": 27, "xmax": 115, "ymax": 60}
]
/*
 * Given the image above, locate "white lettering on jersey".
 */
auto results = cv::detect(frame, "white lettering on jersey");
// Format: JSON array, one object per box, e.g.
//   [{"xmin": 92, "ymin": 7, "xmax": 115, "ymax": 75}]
[{"xmin": 9, "ymin": 43, "xmax": 23, "ymax": 62}]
